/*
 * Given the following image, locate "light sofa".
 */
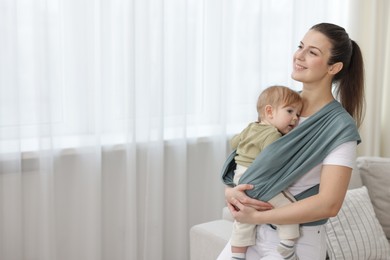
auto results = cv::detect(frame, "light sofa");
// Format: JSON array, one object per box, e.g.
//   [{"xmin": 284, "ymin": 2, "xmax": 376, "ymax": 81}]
[{"xmin": 190, "ymin": 156, "xmax": 390, "ymax": 260}]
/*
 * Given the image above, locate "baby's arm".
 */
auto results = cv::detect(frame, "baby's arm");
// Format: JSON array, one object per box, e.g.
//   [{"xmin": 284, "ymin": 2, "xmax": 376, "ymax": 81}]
[{"xmin": 230, "ymin": 134, "xmax": 241, "ymax": 149}]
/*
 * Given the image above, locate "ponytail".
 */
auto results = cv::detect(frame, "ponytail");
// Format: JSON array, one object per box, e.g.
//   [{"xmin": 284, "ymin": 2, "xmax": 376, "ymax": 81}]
[{"xmin": 335, "ymin": 40, "xmax": 365, "ymax": 128}]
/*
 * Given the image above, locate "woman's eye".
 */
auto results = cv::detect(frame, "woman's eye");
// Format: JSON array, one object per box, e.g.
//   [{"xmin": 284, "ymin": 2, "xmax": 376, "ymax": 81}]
[{"xmin": 310, "ymin": 51, "xmax": 317, "ymax": 56}]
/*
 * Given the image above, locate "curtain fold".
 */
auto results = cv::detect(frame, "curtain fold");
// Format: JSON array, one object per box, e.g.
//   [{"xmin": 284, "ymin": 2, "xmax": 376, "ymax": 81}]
[{"xmin": 1, "ymin": 1, "xmax": 384, "ymax": 260}]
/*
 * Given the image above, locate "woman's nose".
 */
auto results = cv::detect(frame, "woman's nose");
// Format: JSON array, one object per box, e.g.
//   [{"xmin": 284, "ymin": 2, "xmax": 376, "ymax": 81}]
[{"xmin": 294, "ymin": 49, "xmax": 305, "ymax": 60}]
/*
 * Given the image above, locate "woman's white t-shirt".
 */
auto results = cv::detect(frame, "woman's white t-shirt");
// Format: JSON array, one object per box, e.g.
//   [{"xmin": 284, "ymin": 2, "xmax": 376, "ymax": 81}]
[{"xmin": 287, "ymin": 117, "xmax": 357, "ymax": 196}]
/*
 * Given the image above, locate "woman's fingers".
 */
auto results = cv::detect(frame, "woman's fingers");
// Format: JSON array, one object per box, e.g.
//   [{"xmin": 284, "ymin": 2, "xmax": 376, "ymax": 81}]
[
  {"xmin": 227, "ymin": 201, "xmax": 237, "ymax": 213},
  {"xmin": 231, "ymin": 197, "xmax": 243, "ymax": 211},
  {"xmin": 225, "ymin": 184, "xmax": 273, "ymax": 211},
  {"xmin": 235, "ymin": 183, "xmax": 254, "ymax": 192},
  {"xmin": 249, "ymin": 199, "xmax": 273, "ymax": 211},
  {"xmin": 227, "ymin": 197, "xmax": 243, "ymax": 213}
]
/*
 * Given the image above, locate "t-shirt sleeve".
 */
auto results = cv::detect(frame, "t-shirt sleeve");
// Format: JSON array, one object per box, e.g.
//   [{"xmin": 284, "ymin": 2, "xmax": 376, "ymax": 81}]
[
  {"xmin": 230, "ymin": 134, "xmax": 241, "ymax": 149},
  {"xmin": 263, "ymin": 132, "xmax": 282, "ymax": 149},
  {"xmin": 323, "ymin": 141, "xmax": 357, "ymax": 168}
]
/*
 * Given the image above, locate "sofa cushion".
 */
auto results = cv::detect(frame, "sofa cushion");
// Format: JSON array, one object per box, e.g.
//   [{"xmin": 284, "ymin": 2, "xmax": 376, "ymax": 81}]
[
  {"xmin": 357, "ymin": 156, "xmax": 390, "ymax": 243},
  {"xmin": 325, "ymin": 186, "xmax": 390, "ymax": 260},
  {"xmin": 348, "ymin": 162, "xmax": 363, "ymax": 189}
]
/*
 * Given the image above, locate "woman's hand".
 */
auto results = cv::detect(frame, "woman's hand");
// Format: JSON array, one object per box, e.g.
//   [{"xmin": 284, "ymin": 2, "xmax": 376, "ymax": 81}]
[
  {"xmin": 228, "ymin": 197, "xmax": 262, "ymax": 224},
  {"xmin": 225, "ymin": 184, "xmax": 273, "ymax": 211}
]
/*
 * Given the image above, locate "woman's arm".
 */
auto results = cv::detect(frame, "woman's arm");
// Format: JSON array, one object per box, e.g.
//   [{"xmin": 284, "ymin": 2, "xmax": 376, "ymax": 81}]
[
  {"xmin": 230, "ymin": 164, "xmax": 351, "ymax": 225},
  {"xmin": 225, "ymin": 184, "xmax": 273, "ymax": 211}
]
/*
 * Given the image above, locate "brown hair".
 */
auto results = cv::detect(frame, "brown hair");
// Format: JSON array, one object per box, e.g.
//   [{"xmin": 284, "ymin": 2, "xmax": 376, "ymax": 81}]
[
  {"xmin": 311, "ymin": 23, "xmax": 365, "ymax": 128},
  {"xmin": 256, "ymin": 85, "xmax": 302, "ymax": 121}
]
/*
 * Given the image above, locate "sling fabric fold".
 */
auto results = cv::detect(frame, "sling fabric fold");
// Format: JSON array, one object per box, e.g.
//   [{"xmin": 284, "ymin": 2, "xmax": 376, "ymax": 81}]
[{"xmin": 221, "ymin": 100, "xmax": 361, "ymax": 202}]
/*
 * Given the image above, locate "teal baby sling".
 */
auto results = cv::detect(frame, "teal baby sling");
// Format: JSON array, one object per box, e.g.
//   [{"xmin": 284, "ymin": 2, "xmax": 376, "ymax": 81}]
[{"xmin": 221, "ymin": 100, "xmax": 361, "ymax": 206}]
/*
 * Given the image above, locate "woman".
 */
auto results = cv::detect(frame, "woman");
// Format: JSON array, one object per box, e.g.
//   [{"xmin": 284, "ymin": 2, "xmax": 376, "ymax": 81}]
[{"xmin": 218, "ymin": 23, "xmax": 364, "ymax": 260}]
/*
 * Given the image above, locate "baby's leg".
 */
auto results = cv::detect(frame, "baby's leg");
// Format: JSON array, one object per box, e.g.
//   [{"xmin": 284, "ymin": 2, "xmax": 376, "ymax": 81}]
[
  {"xmin": 268, "ymin": 191, "xmax": 299, "ymax": 259},
  {"xmin": 230, "ymin": 221, "xmax": 256, "ymax": 260},
  {"xmin": 231, "ymin": 245, "xmax": 248, "ymax": 260}
]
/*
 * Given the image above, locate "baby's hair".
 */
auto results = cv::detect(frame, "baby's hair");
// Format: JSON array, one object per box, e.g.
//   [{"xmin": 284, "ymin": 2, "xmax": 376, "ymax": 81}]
[{"xmin": 256, "ymin": 85, "xmax": 302, "ymax": 121}]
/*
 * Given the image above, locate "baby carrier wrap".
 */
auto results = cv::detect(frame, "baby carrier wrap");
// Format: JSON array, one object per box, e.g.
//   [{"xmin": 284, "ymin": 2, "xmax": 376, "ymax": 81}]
[{"xmin": 221, "ymin": 100, "xmax": 361, "ymax": 224}]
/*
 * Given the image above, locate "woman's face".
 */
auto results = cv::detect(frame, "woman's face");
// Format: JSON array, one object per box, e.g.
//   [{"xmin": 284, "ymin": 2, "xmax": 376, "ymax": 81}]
[{"xmin": 291, "ymin": 29, "xmax": 334, "ymax": 85}]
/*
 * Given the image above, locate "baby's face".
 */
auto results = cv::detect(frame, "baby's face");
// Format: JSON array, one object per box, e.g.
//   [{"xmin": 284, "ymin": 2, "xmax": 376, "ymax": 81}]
[{"xmin": 271, "ymin": 103, "xmax": 301, "ymax": 135}]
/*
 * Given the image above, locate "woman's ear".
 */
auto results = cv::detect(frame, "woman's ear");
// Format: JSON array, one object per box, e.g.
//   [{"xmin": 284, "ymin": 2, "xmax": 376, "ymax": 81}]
[{"xmin": 328, "ymin": 62, "xmax": 343, "ymax": 75}]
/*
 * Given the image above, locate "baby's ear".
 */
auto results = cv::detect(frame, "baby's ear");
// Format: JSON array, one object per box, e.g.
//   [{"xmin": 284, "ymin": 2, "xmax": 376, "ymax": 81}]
[{"xmin": 264, "ymin": 105, "xmax": 274, "ymax": 119}]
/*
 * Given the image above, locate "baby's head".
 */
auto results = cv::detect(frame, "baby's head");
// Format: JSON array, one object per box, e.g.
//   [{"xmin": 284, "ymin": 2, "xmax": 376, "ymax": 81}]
[{"xmin": 257, "ymin": 85, "xmax": 303, "ymax": 134}]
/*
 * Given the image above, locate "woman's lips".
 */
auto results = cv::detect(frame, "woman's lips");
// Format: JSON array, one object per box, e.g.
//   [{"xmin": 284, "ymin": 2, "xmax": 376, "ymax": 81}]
[{"xmin": 294, "ymin": 63, "xmax": 306, "ymax": 71}]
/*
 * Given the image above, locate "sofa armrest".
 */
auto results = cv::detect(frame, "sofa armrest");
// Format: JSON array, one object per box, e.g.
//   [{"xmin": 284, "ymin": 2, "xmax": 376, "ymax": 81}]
[{"xmin": 190, "ymin": 220, "xmax": 232, "ymax": 260}]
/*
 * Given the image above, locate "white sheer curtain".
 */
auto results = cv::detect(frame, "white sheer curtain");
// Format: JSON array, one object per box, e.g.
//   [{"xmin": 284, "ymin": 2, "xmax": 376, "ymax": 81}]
[
  {"xmin": 347, "ymin": 0, "xmax": 390, "ymax": 157},
  {"xmin": 0, "ymin": 1, "xmax": 353, "ymax": 259}
]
